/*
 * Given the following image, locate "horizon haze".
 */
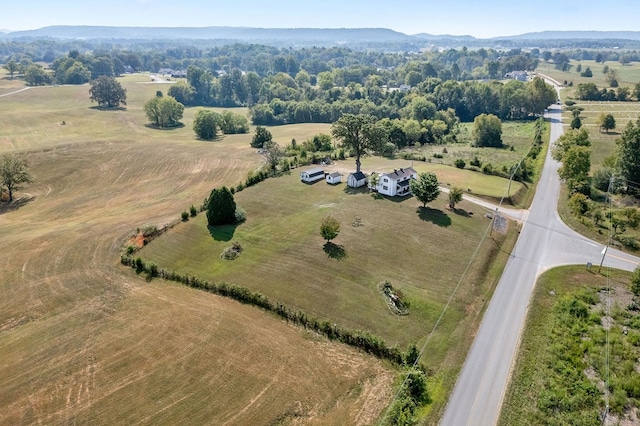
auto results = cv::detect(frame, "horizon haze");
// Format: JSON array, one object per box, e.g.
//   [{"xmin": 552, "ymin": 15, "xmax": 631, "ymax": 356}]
[{"xmin": 2, "ymin": 0, "xmax": 639, "ymax": 39}]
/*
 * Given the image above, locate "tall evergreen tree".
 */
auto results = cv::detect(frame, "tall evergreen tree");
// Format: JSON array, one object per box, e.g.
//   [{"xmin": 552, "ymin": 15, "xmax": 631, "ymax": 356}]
[{"xmin": 206, "ymin": 187, "xmax": 236, "ymax": 226}]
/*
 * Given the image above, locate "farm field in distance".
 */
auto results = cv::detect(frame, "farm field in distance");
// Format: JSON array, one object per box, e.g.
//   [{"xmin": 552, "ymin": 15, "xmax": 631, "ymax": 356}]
[
  {"xmin": 537, "ymin": 60, "xmax": 640, "ymax": 249},
  {"xmin": 0, "ymin": 71, "xmax": 396, "ymax": 424}
]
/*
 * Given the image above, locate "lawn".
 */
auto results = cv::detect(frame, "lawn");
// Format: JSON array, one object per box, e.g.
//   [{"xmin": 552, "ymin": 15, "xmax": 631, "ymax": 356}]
[
  {"xmin": 537, "ymin": 60, "xmax": 640, "ymax": 94},
  {"xmin": 139, "ymin": 159, "xmax": 521, "ymax": 421},
  {"xmin": 396, "ymin": 120, "xmax": 544, "ymax": 207},
  {"xmin": 500, "ymin": 266, "xmax": 639, "ymax": 425}
]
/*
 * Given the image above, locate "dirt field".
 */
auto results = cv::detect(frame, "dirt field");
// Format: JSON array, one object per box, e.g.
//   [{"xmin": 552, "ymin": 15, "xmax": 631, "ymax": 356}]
[{"xmin": 0, "ymin": 75, "xmax": 394, "ymax": 424}]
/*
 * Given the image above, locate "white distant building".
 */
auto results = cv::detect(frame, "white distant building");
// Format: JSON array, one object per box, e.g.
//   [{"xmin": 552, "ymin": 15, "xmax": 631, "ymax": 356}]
[
  {"xmin": 377, "ymin": 167, "xmax": 417, "ymax": 197},
  {"xmin": 505, "ymin": 71, "xmax": 528, "ymax": 81}
]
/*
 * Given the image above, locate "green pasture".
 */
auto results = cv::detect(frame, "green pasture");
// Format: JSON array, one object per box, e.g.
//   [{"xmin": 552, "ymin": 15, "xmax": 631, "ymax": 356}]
[{"xmin": 537, "ymin": 60, "xmax": 640, "ymax": 94}]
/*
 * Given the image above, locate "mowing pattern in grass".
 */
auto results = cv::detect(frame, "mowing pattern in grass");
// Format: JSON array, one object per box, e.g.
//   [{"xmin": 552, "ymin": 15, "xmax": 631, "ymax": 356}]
[
  {"xmin": 140, "ymin": 163, "xmax": 519, "ymax": 422},
  {"xmin": 500, "ymin": 266, "xmax": 640, "ymax": 425},
  {"xmin": 0, "ymin": 76, "xmax": 394, "ymax": 424}
]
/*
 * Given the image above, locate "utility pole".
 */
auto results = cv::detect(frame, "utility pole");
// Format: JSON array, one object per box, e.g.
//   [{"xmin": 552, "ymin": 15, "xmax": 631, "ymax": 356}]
[{"xmin": 598, "ymin": 242, "xmax": 609, "ymax": 274}]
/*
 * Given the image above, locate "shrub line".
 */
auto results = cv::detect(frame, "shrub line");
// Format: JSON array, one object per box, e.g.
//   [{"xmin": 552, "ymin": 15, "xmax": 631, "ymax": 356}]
[{"xmin": 120, "ymin": 254, "xmax": 409, "ymax": 365}]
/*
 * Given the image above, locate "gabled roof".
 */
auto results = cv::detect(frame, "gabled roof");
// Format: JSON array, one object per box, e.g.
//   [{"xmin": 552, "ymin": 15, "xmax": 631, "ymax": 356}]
[
  {"xmin": 380, "ymin": 167, "xmax": 416, "ymax": 181},
  {"xmin": 327, "ymin": 172, "xmax": 341, "ymax": 178},
  {"xmin": 350, "ymin": 171, "xmax": 366, "ymax": 180}
]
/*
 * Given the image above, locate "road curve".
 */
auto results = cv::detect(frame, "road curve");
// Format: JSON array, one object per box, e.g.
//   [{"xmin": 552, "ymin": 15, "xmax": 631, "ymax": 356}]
[{"xmin": 441, "ymin": 104, "xmax": 640, "ymax": 425}]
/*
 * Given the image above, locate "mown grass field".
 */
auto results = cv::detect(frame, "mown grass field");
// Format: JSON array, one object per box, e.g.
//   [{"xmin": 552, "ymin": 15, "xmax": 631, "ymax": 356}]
[
  {"xmin": 139, "ymin": 152, "xmax": 521, "ymax": 421},
  {"xmin": 537, "ymin": 60, "xmax": 640, "ymax": 94},
  {"xmin": 500, "ymin": 266, "xmax": 639, "ymax": 425},
  {"xmin": 0, "ymin": 71, "xmax": 394, "ymax": 424}
]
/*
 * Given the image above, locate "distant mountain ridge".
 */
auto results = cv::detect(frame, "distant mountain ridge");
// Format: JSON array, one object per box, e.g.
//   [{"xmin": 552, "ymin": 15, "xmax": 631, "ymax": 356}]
[
  {"xmin": 494, "ymin": 30, "xmax": 640, "ymax": 41},
  {"xmin": 4, "ymin": 25, "xmax": 414, "ymax": 43},
  {"xmin": 4, "ymin": 26, "xmax": 640, "ymax": 44}
]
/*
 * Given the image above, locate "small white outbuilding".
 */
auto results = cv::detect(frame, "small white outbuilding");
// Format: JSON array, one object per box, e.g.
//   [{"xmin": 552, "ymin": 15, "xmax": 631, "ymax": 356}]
[
  {"xmin": 300, "ymin": 167, "xmax": 325, "ymax": 183},
  {"xmin": 347, "ymin": 171, "xmax": 367, "ymax": 188},
  {"xmin": 326, "ymin": 172, "xmax": 342, "ymax": 185}
]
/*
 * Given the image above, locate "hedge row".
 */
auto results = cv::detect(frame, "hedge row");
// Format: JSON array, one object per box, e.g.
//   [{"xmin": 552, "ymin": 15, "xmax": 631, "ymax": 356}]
[{"xmin": 121, "ymin": 255, "xmax": 408, "ymax": 365}]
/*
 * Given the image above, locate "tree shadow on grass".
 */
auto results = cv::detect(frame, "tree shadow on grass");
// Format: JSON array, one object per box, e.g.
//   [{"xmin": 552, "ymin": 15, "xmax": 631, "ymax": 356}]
[
  {"xmin": 208, "ymin": 223, "xmax": 238, "ymax": 241},
  {"xmin": 88, "ymin": 106, "xmax": 127, "ymax": 111},
  {"xmin": 343, "ymin": 186, "xmax": 368, "ymax": 195},
  {"xmin": 417, "ymin": 206, "xmax": 452, "ymax": 227},
  {"xmin": 323, "ymin": 242, "xmax": 348, "ymax": 261},
  {"xmin": 0, "ymin": 196, "xmax": 35, "ymax": 214},
  {"xmin": 143, "ymin": 123, "xmax": 185, "ymax": 130},
  {"xmin": 453, "ymin": 208, "xmax": 473, "ymax": 218}
]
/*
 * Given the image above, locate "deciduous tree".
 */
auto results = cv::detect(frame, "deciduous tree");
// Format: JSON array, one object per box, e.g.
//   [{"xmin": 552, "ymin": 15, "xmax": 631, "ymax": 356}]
[
  {"xmin": 331, "ymin": 113, "xmax": 384, "ymax": 173},
  {"xmin": 251, "ymin": 126, "xmax": 273, "ymax": 148},
  {"xmin": 192, "ymin": 110, "xmax": 222, "ymax": 140},
  {"xmin": 144, "ymin": 96, "xmax": 184, "ymax": 127},
  {"xmin": 320, "ymin": 216, "xmax": 340, "ymax": 242},
  {"xmin": 263, "ymin": 141, "xmax": 284, "ymax": 173},
  {"xmin": 0, "ymin": 154, "xmax": 33, "ymax": 202},
  {"xmin": 23, "ymin": 64, "xmax": 49, "ymax": 86},
  {"xmin": 3, "ymin": 60, "xmax": 18, "ymax": 78},
  {"xmin": 410, "ymin": 172, "xmax": 440, "ymax": 207},
  {"xmin": 448, "ymin": 187, "xmax": 464, "ymax": 210},
  {"xmin": 616, "ymin": 119, "xmax": 640, "ymax": 190},
  {"xmin": 472, "ymin": 113, "xmax": 503, "ymax": 147},
  {"xmin": 89, "ymin": 76, "xmax": 127, "ymax": 108},
  {"xmin": 598, "ymin": 113, "xmax": 616, "ymax": 133}
]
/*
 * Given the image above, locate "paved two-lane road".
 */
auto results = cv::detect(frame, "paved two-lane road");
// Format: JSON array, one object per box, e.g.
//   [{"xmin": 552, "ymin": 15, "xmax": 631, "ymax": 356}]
[{"xmin": 442, "ymin": 105, "xmax": 640, "ymax": 425}]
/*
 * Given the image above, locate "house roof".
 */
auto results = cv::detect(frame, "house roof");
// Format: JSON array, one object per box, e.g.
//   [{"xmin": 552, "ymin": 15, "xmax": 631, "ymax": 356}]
[
  {"xmin": 350, "ymin": 171, "xmax": 366, "ymax": 180},
  {"xmin": 327, "ymin": 172, "xmax": 341, "ymax": 178},
  {"xmin": 381, "ymin": 167, "xmax": 416, "ymax": 181}
]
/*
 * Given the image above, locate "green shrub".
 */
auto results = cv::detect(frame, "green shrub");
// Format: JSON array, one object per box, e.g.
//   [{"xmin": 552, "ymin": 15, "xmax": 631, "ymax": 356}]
[
  {"xmin": 470, "ymin": 156, "xmax": 482, "ymax": 167},
  {"xmin": 234, "ymin": 207, "xmax": 247, "ymax": 223},
  {"xmin": 189, "ymin": 205, "xmax": 197, "ymax": 217},
  {"xmin": 148, "ymin": 261, "xmax": 158, "ymax": 277},
  {"xmin": 181, "ymin": 211, "xmax": 189, "ymax": 221},
  {"xmin": 618, "ymin": 236, "xmax": 639, "ymax": 251},
  {"xmin": 569, "ymin": 193, "xmax": 590, "ymax": 216},
  {"xmin": 454, "ymin": 158, "xmax": 465, "ymax": 169}
]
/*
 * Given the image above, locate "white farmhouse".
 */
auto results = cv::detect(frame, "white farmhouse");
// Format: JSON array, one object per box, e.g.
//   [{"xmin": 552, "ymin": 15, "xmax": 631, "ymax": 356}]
[
  {"xmin": 376, "ymin": 167, "xmax": 417, "ymax": 197},
  {"xmin": 300, "ymin": 167, "xmax": 325, "ymax": 183}
]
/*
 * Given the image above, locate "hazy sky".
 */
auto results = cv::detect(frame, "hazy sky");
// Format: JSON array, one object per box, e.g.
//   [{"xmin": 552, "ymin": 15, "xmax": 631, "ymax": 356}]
[{"xmin": 2, "ymin": 0, "xmax": 638, "ymax": 38}]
